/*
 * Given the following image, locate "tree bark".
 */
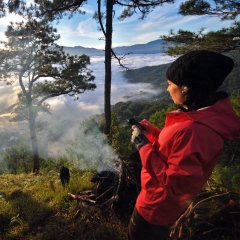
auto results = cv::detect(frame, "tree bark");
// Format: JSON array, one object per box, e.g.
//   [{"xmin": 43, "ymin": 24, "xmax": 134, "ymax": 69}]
[
  {"xmin": 104, "ymin": 0, "xmax": 113, "ymax": 136},
  {"xmin": 28, "ymin": 102, "xmax": 40, "ymax": 172}
]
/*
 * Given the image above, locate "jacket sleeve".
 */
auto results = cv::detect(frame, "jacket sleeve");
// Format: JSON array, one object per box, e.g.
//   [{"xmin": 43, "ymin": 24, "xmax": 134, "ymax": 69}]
[
  {"xmin": 145, "ymin": 128, "xmax": 161, "ymax": 143},
  {"xmin": 140, "ymin": 119, "xmax": 161, "ymax": 143},
  {"xmin": 139, "ymin": 127, "xmax": 211, "ymax": 195}
]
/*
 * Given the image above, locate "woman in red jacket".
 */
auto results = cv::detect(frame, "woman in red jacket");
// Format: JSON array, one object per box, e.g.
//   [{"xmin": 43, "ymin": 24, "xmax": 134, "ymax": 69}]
[{"xmin": 128, "ymin": 50, "xmax": 240, "ymax": 240}]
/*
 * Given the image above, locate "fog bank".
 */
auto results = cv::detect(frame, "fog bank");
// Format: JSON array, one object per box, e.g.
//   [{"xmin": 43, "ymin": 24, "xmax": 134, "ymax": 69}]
[{"xmin": 0, "ymin": 53, "xmax": 176, "ymax": 158}]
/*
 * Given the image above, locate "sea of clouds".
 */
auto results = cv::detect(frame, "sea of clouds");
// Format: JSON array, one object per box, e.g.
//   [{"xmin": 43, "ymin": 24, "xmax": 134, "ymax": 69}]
[
  {"xmin": 43, "ymin": 53, "xmax": 176, "ymax": 122},
  {"xmin": 0, "ymin": 53, "xmax": 176, "ymax": 159}
]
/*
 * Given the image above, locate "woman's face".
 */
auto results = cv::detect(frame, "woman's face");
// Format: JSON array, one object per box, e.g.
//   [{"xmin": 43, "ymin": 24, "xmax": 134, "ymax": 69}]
[{"xmin": 167, "ymin": 80, "xmax": 186, "ymax": 104}]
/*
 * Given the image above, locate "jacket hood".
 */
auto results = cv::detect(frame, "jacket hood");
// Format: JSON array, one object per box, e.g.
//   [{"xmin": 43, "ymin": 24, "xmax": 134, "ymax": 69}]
[{"xmin": 183, "ymin": 98, "xmax": 240, "ymax": 140}]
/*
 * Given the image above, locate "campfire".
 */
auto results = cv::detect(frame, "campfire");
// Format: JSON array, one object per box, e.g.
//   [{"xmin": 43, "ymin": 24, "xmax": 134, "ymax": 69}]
[{"xmin": 68, "ymin": 152, "xmax": 142, "ymax": 214}]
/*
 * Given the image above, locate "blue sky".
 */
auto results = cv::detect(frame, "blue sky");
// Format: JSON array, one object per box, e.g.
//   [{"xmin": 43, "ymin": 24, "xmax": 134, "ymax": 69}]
[
  {"xmin": 54, "ymin": 0, "xmax": 237, "ymax": 48},
  {"xmin": 0, "ymin": 0, "xmax": 237, "ymax": 49}
]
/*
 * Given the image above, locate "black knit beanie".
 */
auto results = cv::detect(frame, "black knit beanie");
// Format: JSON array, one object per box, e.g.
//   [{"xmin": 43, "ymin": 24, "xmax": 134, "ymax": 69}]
[{"xmin": 166, "ymin": 50, "xmax": 234, "ymax": 93}]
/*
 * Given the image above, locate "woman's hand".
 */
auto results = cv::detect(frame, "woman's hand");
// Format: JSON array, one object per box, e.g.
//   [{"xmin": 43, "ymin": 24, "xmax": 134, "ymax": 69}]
[
  {"xmin": 131, "ymin": 125, "xmax": 151, "ymax": 150},
  {"xmin": 140, "ymin": 119, "xmax": 161, "ymax": 143}
]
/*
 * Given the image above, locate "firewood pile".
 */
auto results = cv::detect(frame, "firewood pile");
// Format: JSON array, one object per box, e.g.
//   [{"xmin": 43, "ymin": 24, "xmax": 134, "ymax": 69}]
[{"xmin": 68, "ymin": 152, "xmax": 142, "ymax": 213}]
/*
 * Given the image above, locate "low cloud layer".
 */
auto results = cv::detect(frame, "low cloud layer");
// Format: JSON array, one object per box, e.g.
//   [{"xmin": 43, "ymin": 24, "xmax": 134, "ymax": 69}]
[
  {"xmin": 0, "ymin": 53, "xmax": 176, "ymax": 158},
  {"xmin": 42, "ymin": 53, "xmax": 175, "ymax": 123}
]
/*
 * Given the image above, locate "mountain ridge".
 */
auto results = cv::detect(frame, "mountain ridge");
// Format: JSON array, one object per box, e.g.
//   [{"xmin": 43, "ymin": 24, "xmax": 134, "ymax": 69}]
[{"xmin": 63, "ymin": 39, "xmax": 163, "ymax": 56}]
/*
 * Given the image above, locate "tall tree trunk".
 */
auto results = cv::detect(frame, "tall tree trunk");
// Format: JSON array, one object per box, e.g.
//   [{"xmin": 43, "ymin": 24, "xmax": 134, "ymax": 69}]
[
  {"xmin": 19, "ymin": 74, "xmax": 40, "ymax": 173},
  {"xmin": 104, "ymin": 0, "xmax": 113, "ymax": 136},
  {"xmin": 28, "ymin": 103, "xmax": 40, "ymax": 172}
]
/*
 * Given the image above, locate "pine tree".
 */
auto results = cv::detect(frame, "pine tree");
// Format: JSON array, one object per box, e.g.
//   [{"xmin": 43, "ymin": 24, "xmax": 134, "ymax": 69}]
[
  {"xmin": 161, "ymin": 0, "xmax": 240, "ymax": 55},
  {"xmin": 0, "ymin": 17, "xmax": 96, "ymax": 172},
  {"xmin": 0, "ymin": 0, "xmax": 24, "ymax": 17}
]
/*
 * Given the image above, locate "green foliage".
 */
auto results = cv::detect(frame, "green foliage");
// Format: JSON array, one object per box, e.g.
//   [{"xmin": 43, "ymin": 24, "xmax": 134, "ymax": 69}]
[
  {"xmin": 1, "ymin": 142, "xmax": 33, "ymax": 174},
  {"xmin": 117, "ymin": 0, "xmax": 175, "ymax": 20},
  {"xmin": 111, "ymin": 99, "xmax": 172, "ymax": 125},
  {"xmin": 179, "ymin": 0, "xmax": 211, "ymax": 16},
  {"xmin": 149, "ymin": 105, "xmax": 176, "ymax": 128},
  {"xmin": 161, "ymin": 0, "xmax": 240, "ymax": 55},
  {"xmin": 179, "ymin": 0, "xmax": 240, "ymax": 20},
  {"xmin": 30, "ymin": 0, "xmax": 86, "ymax": 21},
  {"xmin": 231, "ymin": 89, "xmax": 240, "ymax": 116},
  {"xmin": 109, "ymin": 112, "xmax": 133, "ymax": 158},
  {"xmin": 207, "ymin": 94, "xmax": 240, "ymax": 193},
  {"xmin": 209, "ymin": 164, "xmax": 240, "ymax": 193},
  {"xmin": 0, "ymin": 0, "xmax": 24, "ymax": 18},
  {"xmin": 39, "ymin": 156, "xmax": 70, "ymax": 173},
  {"xmin": 161, "ymin": 24, "xmax": 240, "ymax": 55}
]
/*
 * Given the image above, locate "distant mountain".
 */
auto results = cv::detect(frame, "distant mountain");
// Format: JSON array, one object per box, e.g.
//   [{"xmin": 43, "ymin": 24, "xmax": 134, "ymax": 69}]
[
  {"xmin": 64, "ymin": 46, "xmax": 104, "ymax": 57},
  {"xmin": 63, "ymin": 39, "xmax": 163, "ymax": 56}
]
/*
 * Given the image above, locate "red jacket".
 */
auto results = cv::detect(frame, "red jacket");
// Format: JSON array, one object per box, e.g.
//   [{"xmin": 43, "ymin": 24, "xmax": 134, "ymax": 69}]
[{"xmin": 137, "ymin": 98, "xmax": 240, "ymax": 225}]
